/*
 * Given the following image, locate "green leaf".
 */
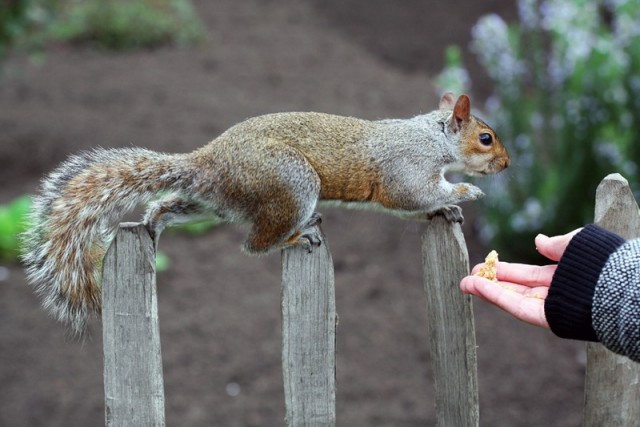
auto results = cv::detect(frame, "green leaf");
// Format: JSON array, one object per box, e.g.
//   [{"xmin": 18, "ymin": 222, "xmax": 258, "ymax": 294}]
[{"xmin": 155, "ymin": 250, "xmax": 170, "ymax": 272}]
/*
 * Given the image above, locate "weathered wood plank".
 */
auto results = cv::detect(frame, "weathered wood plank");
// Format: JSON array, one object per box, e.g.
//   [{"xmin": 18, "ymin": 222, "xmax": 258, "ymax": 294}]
[
  {"xmin": 102, "ymin": 223, "xmax": 165, "ymax": 427},
  {"xmin": 281, "ymin": 225, "xmax": 336, "ymax": 427},
  {"xmin": 422, "ymin": 217, "xmax": 479, "ymax": 427},
  {"xmin": 585, "ymin": 173, "xmax": 640, "ymax": 427}
]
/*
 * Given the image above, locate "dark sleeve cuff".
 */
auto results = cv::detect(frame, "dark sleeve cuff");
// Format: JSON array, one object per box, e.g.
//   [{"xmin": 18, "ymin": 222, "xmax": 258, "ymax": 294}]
[{"xmin": 545, "ymin": 224, "xmax": 625, "ymax": 341}]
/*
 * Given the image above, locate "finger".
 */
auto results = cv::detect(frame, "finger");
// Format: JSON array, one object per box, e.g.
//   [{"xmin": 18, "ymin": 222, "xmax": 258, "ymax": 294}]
[
  {"xmin": 535, "ymin": 228, "xmax": 582, "ymax": 262},
  {"xmin": 495, "ymin": 262, "xmax": 556, "ymax": 288},
  {"xmin": 460, "ymin": 276, "xmax": 494, "ymax": 305},
  {"xmin": 460, "ymin": 275, "xmax": 480, "ymax": 294},
  {"xmin": 460, "ymin": 276, "xmax": 498, "ymax": 306},
  {"xmin": 470, "ymin": 262, "xmax": 556, "ymax": 288},
  {"xmin": 462, "ymin": 275, "xmax": 549, "ymax": 298}
]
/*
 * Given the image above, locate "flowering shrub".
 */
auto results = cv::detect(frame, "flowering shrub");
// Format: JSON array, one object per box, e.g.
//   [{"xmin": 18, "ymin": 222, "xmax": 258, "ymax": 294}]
[{"xmin": 438, "ymin": 0, "xmax": 640, "ymax": 259}]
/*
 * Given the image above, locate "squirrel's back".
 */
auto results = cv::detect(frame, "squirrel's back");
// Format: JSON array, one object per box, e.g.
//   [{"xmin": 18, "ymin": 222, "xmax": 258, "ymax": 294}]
[
  {"xmin": 197, "ymin": 112, "xmax": 388, "ymax": 202},
  {"xmin": 197, "ymin": 111, "xmax": 453, "ymax": 204}
]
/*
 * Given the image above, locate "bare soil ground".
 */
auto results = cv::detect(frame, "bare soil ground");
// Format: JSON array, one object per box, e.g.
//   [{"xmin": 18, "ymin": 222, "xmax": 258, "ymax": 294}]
[{"xmin": 0, "ymin": 1, "xmax": 586, "ymax": 426}]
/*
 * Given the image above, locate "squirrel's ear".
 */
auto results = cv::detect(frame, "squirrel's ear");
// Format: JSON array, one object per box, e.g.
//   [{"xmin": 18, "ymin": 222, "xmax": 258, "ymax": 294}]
[
  {"xmin": 439, "ymin": 92, "xmax": 456, "ymax": 110},
  {"xmin": 450, "ymin": 94, "xmax": 471, "ymax": 131}
]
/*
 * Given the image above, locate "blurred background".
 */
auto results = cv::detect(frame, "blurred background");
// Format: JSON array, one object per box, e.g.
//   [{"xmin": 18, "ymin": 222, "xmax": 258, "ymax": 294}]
[{"xmin": 1, "ymin": 0, "xmax": 638, "ymax": 425}]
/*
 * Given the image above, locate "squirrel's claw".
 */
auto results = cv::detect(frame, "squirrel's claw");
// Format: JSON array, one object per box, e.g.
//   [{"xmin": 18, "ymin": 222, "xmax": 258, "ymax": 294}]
[
  {"xmin": 296, "ymin": 213, "xmax": 323, "ymax": 253},
  {"xmin": 428, "ymin": 205, "xmax": 464, "ymax": 224},
  {"xmin": 143, "ymin": 221, "xmax": 161, "ymax": 249},
  {"xmin": 306, "ymin": 212, "xmax": 322, "ymax": 227},
  {"xmin": 298, "ymin": 231, "xmax": 322, "ymax": 253}
]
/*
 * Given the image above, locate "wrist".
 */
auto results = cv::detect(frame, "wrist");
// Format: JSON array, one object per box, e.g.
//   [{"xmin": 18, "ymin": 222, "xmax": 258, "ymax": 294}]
[{"xmin": 544, "ymin": 224, "xmax": 625, "ymax": 341}]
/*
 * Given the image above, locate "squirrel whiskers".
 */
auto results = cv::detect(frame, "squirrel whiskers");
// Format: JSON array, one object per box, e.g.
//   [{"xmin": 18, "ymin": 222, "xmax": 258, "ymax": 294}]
[{"xmin": 21, "ymin": 93, "xmax": 510, "ymax": 334}]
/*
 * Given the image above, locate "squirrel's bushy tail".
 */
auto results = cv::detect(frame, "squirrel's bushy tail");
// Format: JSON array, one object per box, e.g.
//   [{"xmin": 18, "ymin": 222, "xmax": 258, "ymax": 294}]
[{"xmin": 21, "ymin": 148, "xmax": 188, "ymax": 334}]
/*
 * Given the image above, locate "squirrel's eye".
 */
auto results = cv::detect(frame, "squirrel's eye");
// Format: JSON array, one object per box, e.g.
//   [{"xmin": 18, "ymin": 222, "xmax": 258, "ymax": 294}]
[{"xmin": 479, "ymin": 132, "xmax": 493, "ymax": 146}]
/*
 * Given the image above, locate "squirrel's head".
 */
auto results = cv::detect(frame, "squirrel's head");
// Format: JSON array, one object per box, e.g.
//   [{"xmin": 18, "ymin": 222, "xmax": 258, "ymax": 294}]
[{"xmin": 439, "ymin": 92, "xmax": 510, "ymax": 176}]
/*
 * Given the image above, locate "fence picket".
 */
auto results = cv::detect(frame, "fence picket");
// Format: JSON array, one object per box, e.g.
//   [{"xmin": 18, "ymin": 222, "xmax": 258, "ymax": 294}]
[
  {"xmin": 99, "ymin": 174, "xmax": 640, "ymax": 426},
  {"xmin": 102, "ymin": 223, "xmax": 165, "ymax": 427},
  {"xmin": 281, "ymin": 225, "xmax": 337, "ymax": 427},
  {"xmin": 584, "ymin": 173, "xmax": 640, "ymax": 426},
  {"xmin": 422, "ymin": 217, "xmax": 479, "ymax": 427}
]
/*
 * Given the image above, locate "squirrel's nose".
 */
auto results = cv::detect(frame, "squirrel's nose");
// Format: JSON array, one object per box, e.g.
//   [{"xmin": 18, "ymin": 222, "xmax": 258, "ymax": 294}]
[{"xmin": 503, "ymin": 157, "xmax": 510, "ymax": 169}]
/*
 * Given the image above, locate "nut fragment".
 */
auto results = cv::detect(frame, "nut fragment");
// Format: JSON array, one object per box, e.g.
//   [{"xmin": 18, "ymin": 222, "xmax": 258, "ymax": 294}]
[{"xmin": 475, "ymin": 250, "xmax": 498, "ymax": 281}]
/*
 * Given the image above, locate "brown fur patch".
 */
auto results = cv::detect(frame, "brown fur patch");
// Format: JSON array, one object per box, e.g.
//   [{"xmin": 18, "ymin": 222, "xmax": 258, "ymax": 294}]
[
  {"xmin": 454, "ymin": 184, "xmax": 469, "ymax": 196},
  {"xmin": 263, "ymin": 113, "xmax": 387, "ymax": 204},
  {"xmin": 461, "ymin": 116, "xmax": 509, "ymax": 162}
]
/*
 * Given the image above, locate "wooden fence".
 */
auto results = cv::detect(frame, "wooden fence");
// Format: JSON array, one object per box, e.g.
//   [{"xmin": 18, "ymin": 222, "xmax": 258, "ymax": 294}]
[{"xmin": 101, "ymin": 173, "xmax": 639, "ymax": 427}]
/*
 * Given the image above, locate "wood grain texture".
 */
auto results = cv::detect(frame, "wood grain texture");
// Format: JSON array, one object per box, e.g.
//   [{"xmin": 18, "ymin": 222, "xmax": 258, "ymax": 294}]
[
  {"xmin": 102, "ymin": 223, "xmax": 165, "ymax": 427},
  {"xmin": 585, "ymin": 174, "xmax": 640, "ymax": 427},
  {"xmin": 281, "ymin": 225, "xmax": 336, "ymax": 427},
  {"xmin": 422, "ymin": 217, "xmax": 479, "ymax": 427}
]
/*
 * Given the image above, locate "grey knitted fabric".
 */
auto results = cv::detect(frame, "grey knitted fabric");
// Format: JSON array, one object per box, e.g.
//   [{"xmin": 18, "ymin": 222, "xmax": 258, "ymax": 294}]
[{"xmin": 593, "ymin": 239, "xmax": 640, "ymax": 362}]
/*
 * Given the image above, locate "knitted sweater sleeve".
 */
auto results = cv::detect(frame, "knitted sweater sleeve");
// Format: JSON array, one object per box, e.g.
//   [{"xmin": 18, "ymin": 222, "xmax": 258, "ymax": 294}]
[{"xmin": 545, "ymin": 224, "xmax": 640, "ymax": 362}]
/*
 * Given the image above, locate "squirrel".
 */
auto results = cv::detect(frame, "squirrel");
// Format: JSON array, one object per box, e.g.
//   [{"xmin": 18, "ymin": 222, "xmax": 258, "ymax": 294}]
[{"xmin": 21, "ymin": 92, "xmax": 509, "ymax": 333}]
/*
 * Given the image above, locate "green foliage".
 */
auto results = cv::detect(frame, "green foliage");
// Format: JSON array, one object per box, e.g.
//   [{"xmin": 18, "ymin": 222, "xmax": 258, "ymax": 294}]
[
  {"xmin": 49, "ymin": 0, "xmax": 203, "ymax": 50},
  {"xmin": 155, "ymin": 250, "xmax": 170, "ymax": 272},
  {"xmin": 0, "ymin": 1, "xmax": 31, "ymax": 56},
  {"xmin": 0, "ymin": 196, "xmax": 31, "ymax": 261},
  {"xmin": 438, "ymin": 0, "xmax": 640, "ymax": 260},
  {"xmin": 1, "ymin": 0, "xmax": 202, "ymax": 61},
  {"xmin": 0, "ymin": 0, "xmax": 58, "ymax": 61},
  {"xmin": 172, "ymin": 218, "xmax": 222, "ymax": 235},
  {"xmin": 436, "ymin": 46, "xmax": 471, "ymax": 97}
]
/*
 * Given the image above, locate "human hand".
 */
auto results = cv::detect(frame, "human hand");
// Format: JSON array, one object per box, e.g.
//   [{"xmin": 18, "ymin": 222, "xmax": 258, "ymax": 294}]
[{"xmin": 460, "ymin": 228, "xmax": 582, "ymax": 329}]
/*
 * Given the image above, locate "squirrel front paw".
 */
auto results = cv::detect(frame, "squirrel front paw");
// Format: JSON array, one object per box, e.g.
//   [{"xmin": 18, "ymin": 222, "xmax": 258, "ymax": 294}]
[{"xmin": 454, "ymin": 183, "xmax": 484, "ymax": 202}]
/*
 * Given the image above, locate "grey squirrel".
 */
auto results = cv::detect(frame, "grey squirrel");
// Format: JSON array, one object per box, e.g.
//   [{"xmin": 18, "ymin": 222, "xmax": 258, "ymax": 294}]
[{"xmin": 21, "ymin": 92, "xmax": 510, "ymax": 333}]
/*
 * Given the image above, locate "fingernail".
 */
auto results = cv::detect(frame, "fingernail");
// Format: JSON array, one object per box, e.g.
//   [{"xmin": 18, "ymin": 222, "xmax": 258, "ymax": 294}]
[{"xmin": 534, "ymin": 233, "xmax": 549, "ymax": 251}]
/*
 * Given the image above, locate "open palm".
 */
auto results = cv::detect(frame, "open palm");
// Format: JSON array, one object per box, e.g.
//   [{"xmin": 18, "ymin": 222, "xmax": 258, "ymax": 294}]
[{"xmin": 460, "ymin": 229, "xmax": 582, "ymax": 329}]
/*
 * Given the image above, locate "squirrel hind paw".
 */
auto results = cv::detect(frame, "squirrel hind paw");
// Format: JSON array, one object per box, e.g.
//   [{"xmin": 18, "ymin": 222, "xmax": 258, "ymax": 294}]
[
  {"xmin": 305, "ymin": 212, "xmax": 322, "ymax": 227},
  {"xmin": 298, "ymin": 231, "xmax": 323, "ymax": 253},
  {"xmin": 143, "ymin": 221, "xmax": 159, "ymax": 242},
  {"xmin": 281, "ymin": 229, "xmax": 323, "ymax": 253},
  {"xmin": 428, "ymin": 205, "xmax": 464, "ymax": 224},
  {"xmin": 287, "ymin": 217, "xmax": 323, "ymax": 253}
]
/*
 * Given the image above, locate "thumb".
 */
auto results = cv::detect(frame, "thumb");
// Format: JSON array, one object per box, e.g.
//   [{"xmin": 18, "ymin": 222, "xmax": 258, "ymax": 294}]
[{"xmin": 535, "ymin": 228, "xmax": 583, "ymax": 262}]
